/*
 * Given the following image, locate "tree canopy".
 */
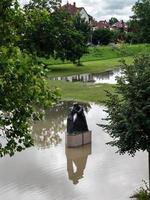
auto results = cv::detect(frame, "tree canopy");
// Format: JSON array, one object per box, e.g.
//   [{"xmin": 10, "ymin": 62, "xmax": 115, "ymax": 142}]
[
  {"xmin": 92, "ymin": 29, "xmax": 114, "ymax": 45},
  {"xmin": 131, "ymin": 0, "xmax": 150, "ymax": 43},
  {"xmin": 109, "ymin": 17, "xmax": 118, "ymax": 25},
  {"xmin": 0, "ymin": 0, "xmax": 62, "ymax": 157},
  {"xmin": 0, "ymin": 0, "xmax": 91, "ymax": 157},
  {"xmin": 21, "ymin": 1, "xmax": 90, "ymax": 63},
  {"xmin": 0, "ymin": 47, "xmax": 59, "ymax": 156},
  {"xmin": 102, "ymin": 55, "xmax": 150, "ymax": 155}
]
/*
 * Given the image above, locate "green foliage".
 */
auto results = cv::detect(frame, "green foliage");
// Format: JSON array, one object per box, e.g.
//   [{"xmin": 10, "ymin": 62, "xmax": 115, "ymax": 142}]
[
  {"xmin": 73, "ymin": 14, "xmax": 91, "ymax": 43},
  {"xmin": 92, "ymin": 29, "xmax": 114, "ymax": 45},
  {"xmin": 0, "ymin": 0, "xmax": 89, "ymax": 156},
  {"xmin": 0, "ymin": 0, "xmax": 23, "ymax": 46},
  {"xmin": 131, "ymin": 181, "xmax": 150, "ymax": 200},
  {"xmin": 49, "ymin": 80, "xmax": 114, "ymax": 104},
  {"xmin": 109, "ymin": 17, "xmax": 118, "ymax": 25},
  {"xmin": 0, "ymin": 47, "xmax": 60, "ymax": 157},
  {"xmin": 112, "ymin": 30, "xmax": 126, "ymax": 43},
  {"xmin": 21, "ymin": 7, "xmax": 56, "ymax": 57},
  {"xmin": 22, "ymin": 4, "xmax": 88, "ymax": 64},
  {"xmin": 127, "ymin": 18, "xmax": 139, "ymax": 33},
  {"xmin": 43, "ymin": 44, "xmax": 150, "ymax": 65},
  {"xmin": 131, "ymin": 0, "xmax": 150, "ymax": 43},
  {"xmin": 51, "ymin": 10, "xmax": 88, "ymax": 65},
  {"xmin": 124, "ymin": 32, "xmax": 139, "ymax": 44},
  {"xmin": 102, "ymin": 54, "xmax": 150, "ymax": 155},
  {"xmin": 24, "ymin": 0, "xmax": 61, "ymax": 11},
  {"xmin": 0, "ymin": 0, "xmax": 61, "ymax": 156}
]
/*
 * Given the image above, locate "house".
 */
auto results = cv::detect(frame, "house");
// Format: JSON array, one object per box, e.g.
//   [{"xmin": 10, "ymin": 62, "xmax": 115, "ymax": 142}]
[
  {"xmin": 110, "ymin": 20, "xmax": 128, "ymax": 32},
  {"xmin": 96, "ymin": 20, "xmax": 110, "ymax": 29},
  {"xmin": 62, "ymin": 2, "xmax": 92, "ymax": 24},
  {"xmin": 98, "ymin": 20, "xmax": 110, "ymax": 29},
  {"xmin": 90, "ymin": 19, "xmax": 110, "ymax": 31}
]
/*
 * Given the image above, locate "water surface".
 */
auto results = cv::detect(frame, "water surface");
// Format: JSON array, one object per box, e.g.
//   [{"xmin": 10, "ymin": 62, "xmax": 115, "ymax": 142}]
[
  {"xmin": 50, "ymin": 68, "xmax": 121, "ymax": 84},
  {"xmin": 0, "ymin": 102, "xmax": 148, "ymax": 200}
]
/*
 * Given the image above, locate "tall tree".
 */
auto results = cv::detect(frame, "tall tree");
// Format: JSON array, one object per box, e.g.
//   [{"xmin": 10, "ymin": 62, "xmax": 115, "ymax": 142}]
[
  {"xmin": 52, "ymin": 10, "xmax": 88, "ymax": 65},
  {"xmin": 73, "ymin": 14, "xmax": 91, "ymax": 43},
  {"xmin": 0, "ymin": 0, "xmax": 60, "ymax": 157},
  {"xmin": 132, "ymin": 0, "xmax": 150, "ymax": 42},
  {"xmin": 92, "ymin": 29, "xmax": 114, "ymax": 45},
  {"xmin": 102, "ymin": 55, "xmax": 150, "ymax": 184},
  {"xmin": 109, "ymin": 17, "xmax": 118, "ymax": 25},
  {"xmin": 0, "ymin": 0, "xmax": 89, "ymax": 156},
  {"xmin": 22, "ymin": 4, "xmax": 88, "ymax": 64}
]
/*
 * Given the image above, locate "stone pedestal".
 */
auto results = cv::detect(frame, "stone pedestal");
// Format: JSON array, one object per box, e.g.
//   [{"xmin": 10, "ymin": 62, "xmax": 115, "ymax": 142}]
[{"xmin": 66, "ymin": 131, "xmax": 92, "ymax": 148}]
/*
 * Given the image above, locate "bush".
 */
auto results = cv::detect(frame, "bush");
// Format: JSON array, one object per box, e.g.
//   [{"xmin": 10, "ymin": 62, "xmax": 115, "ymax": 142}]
[
  {"xmin": 125, "ymin": 32, "xmax": 139, "ymax": 44},
  {"xmin": 92, "ymin": 29, "xmax": 114, "ymax": 45}
]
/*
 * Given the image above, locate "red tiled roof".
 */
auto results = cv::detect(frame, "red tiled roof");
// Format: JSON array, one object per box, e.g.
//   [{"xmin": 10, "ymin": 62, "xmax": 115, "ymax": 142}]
[
  {"xmin": 62, "ymin": 2, "xmax": 81, "ymax": 15},
  {"xmin": 112, "ymin": 20, "xmax": 125, "ymax": 28},
  {"xmin": 90, "ymin": 19, "xmax": 110, "ymax": 29}
]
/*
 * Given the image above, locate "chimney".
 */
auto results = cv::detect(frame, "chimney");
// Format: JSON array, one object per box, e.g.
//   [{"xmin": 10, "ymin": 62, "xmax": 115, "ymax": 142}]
[{"xmin": 73, "ymin": 2, "xmax": 76, "ymax": 7}]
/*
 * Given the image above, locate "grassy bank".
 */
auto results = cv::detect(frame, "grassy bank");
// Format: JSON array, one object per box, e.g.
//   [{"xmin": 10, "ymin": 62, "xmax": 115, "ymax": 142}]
[
  {"xmin": 41, "ymin": 43, "xmax": 150, "ymax": 66},
  {"xmin": 48, "ymin": 56, "xmax": 133, "ymax": 77},
  {"xmin": 47, "ymin": 44, "xmax": 150, "ymax": 103},
  {"xmin": 49, "ymin": 80, "xmax": 115, "ymax": 103}
]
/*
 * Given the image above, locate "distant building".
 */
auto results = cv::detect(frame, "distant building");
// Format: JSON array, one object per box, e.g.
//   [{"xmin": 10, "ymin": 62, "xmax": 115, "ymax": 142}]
[
  {"xmin": 62, "ymin": 2, "xmax": 128, "ymax": 33},
  {"xmin": 110, "ymin": 20, "xmax": 128, "ymax": 32},
  {"xmin": 90, "ymin": 19, "xmax": 110, "ymax": 30},
  {"xmin": 62, "ymin": 2, "xmax": 92, "ymax": 24}
]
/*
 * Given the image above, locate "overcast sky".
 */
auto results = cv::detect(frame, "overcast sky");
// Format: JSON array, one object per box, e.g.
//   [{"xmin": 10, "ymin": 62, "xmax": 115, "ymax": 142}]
[{"xmin": 20, "ymin": 0, "xmax": 137, "ymax": 21}]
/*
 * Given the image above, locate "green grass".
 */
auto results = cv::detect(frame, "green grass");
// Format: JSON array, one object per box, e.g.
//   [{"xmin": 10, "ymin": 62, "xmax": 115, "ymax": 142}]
[
  {"xmin": 40, "ymin": 44, "xmax": 150, "ymax": 66},
  {"xmin": 49, "ymin": 80, "xmax": 115, "ymax": 103},
  {"xmin": 81, "ymin": 43, "xmax": 150, "ymax": 62},
  {"xmin": 48, "ymin": 56, "xmax": 133, "ymax": 77},
  {"xmin": 46, "ymin": 44, "xmax": 150, "ymax": 103}
]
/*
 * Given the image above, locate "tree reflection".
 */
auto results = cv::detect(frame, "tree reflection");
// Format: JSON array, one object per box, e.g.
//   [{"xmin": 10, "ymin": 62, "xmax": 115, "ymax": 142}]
[{"xmin": 32, "ymin": 102, "xmax": 91, "ymax": 149}]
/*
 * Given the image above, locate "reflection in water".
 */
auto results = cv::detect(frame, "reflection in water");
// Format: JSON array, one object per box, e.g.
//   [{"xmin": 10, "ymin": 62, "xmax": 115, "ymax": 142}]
[
  {"xmin": 66, "ymin": 144, "xmax": 91, "ymax": 185},
  {"xmin": 0, "ymin": 102, "xmax": 148, "ymax": 200},
  {"xmin": 50, "ymin": 68, "xmax": 121, "ymax": 84},
  {"xmin": 32, "ymin": 128, "xmax": 62, "ymax": 149},
  {"xmin": 32, "ymin": 101, "xmax": 91, "ymax": 149}
]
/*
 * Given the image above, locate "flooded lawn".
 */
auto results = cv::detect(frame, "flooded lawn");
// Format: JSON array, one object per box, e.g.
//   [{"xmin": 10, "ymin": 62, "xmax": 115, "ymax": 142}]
[
  {"xmin": 0, "ymin": 102, "xmax": 148, "ymax": 200},
  {"xmin": 50, "ymin": 68, "xmax": 121, "ymax": 84}
]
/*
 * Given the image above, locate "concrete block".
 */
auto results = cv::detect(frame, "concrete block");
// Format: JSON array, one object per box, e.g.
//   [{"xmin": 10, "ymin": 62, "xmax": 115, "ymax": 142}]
[
  {"xmin": 66, "ymin": 131, "xmax": 92, "ymax": 148},
  {"xmin": 83, "ymin": 131, "xmax": 92, "ymax": 145}
]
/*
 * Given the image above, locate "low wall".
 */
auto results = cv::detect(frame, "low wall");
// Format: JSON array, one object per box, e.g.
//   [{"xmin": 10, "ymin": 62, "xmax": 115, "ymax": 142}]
[{"xmin": 66, "ymin": 131, "xmax": 92, "ymax": 148}]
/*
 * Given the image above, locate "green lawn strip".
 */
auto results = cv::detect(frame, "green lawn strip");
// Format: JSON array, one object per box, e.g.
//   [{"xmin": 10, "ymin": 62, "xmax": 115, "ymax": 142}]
[
  {"xmin": 41, "ymin": 44, "xmax": 150, "ymax": 66},
  {"xmin": 48, "ymin": 56, "xmax": 133, "ymax": 77},
  {"xmin": 49, "ymin": 80, "xmax": 115, "ymax": 103},
  {"xmin": 81, "ymin": 44, "xmax": 150, "ymax": 62}
]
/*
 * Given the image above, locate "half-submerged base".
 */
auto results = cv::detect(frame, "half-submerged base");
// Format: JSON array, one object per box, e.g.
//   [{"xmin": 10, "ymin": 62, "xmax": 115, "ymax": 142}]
[{"xmin": 66, "ymin": 131, "xmax": 92, "ymax": 148}]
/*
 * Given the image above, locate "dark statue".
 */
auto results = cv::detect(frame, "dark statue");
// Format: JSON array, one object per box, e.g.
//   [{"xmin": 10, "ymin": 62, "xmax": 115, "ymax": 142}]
[{"xmin": 67, "ymin": 103, "xmax": 88, "ymax": 134}]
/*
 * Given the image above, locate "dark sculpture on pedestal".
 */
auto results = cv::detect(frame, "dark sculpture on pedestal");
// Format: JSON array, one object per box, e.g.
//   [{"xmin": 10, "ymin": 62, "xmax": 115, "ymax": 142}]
[
  {"xmin": 66, "ymin": 103, "xmax": 91, "ymax": 147},
  {"xmin": 67, "ymin": 103, "xmax": 88, "ymax": 134}
]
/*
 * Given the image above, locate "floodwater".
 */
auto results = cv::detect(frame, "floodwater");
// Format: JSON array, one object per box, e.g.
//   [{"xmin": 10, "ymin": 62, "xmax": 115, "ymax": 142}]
[
  {"xmin": 0, "ymin": 102, "xmax": 148, "ymax": 200},
  {"xmin": 50, "ymin": 68, "xmax": 121, "ymax": 84}
]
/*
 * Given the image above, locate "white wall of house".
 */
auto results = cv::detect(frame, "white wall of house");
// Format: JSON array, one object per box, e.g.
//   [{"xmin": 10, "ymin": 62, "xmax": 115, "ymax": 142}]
[{"xmin": 79, "ymin": 8, "xmax": 90, "ymax": 23}]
